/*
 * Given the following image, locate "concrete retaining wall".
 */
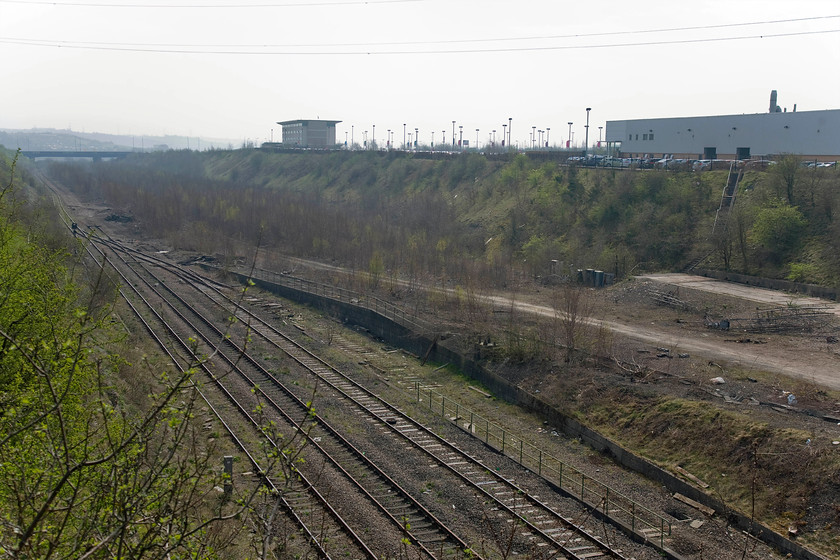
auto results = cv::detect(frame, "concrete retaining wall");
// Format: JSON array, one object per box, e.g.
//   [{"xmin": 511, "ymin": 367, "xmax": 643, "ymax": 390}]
[
  {"xmin": 233, "ymin": 270, "xmax": 826, "ymax": 560},
  {"xmin": 695, "ymin": 269, "xmax": 837, "ymax": 301}
]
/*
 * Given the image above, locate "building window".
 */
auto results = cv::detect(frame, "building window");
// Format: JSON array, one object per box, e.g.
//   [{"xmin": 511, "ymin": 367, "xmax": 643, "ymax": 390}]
[
  {"xmin": 649, "ymin": 133, "xmax": 654, "ymax": 140},
  {"xmin": 635, "ymin": 134, "xmax": 639, "ymax": 140},
  {"xmin": 642, "ymin": 134, "xmax": 648, "ymax": 141}
]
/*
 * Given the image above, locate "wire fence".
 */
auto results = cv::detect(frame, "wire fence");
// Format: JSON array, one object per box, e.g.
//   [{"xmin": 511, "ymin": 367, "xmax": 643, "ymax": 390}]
[
  {"xmin": 414, "ymin": 382, "xmax": 671, "ymax": 546},
  {"xmin": 247, "ymin": 266, "xmax": 436, "ymax": 335},
  {"xmin": 238, "ymin": 265, "xmax": 672, "ymax": 544}
]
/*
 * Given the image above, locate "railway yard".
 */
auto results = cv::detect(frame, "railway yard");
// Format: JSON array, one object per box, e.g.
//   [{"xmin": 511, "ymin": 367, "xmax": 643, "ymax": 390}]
[{"xmin": 48, "ymin": 176, "xmax": 840, "ymax": 560}]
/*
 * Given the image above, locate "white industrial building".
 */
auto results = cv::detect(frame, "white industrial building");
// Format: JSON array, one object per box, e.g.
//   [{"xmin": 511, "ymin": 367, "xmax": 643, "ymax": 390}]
[
  {"xmin": 605, "ymin": 93, "xmax": 839, "ymax": 161},
  {"xmin": 276, "ymin": 119, "xmax": 341, "ymax": 148}
]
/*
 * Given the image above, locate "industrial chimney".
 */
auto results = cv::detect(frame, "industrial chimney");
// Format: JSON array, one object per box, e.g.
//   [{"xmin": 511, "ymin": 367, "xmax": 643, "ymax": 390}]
[{"xmin": 769, "ymin": 90, "xmax": 781, "ymax": 113}]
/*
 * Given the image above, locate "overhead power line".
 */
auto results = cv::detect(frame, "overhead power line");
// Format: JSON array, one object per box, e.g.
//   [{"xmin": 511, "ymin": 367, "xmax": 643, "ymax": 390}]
[{"xmin": 1, "ymin": 28, "xmax": 837, "ymax": 55}]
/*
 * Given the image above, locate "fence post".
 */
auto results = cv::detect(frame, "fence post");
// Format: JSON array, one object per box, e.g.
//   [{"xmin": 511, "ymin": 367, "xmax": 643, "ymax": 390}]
[
  {"xmin": 661, "ymin": 518, "xmax": 665, "ymax": 548},
  {"xmin": 538, "ymin": 450, "xmax": 542, "ymax": 476},
  {"xmin": 501, "ymin": 430, "xmax": 505, "ymax": 453},
  {"xmin": 519, "ymin": 440, "xmax": 523, "ymax": 465},
  {"xmin": 223, "ymin": 456, "xmax": 233, "ymax": 498},
  {"xmin": 441, "ymin": 395, "xmax": 445, "ymax": 417}
]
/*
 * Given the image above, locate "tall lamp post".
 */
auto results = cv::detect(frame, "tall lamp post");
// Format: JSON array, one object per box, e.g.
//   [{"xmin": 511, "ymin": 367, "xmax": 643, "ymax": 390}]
[
  {"xmin": 502, "ymin": 124, "xmax": 507, "ymax": 147},
  {"xmin": 532, "ymin": 126, "xmax": 536, "ymax": 149},
  {"xmin": 458, "ymin": 125, "xmax": 463, "ymax": 149},
  {"xmin": 546, "ymin": 127, "xmax": 550, "ymax": 148},
  {"xmin": 475, "ymin": 128, "xmax": 479, "ymax": 151},
  {"xmin": 598, "ymin": 126, "xmax": 603, "ymax": 147},
  {"xmin": 508, "ymin": 117, "xmax": 512, "ymax": 149},
  {"xmin": 452, "ymin": 121, "xmax": 456, "ymax": 147},
  {"xmin": 567, "ymin": 122, "xmax": 573, "ymax": 149},
  {"xmin": 403, "ymin": 123, "xmax": 406, "ymax": 150},
  {"xmin": 415, "ymin": 128, "xmax": 418, "ymax": 149},
  {"xmin": 372, "ymin": 124, "xmax": 376, "ymax": 150},
  {"xmin": 584, "ymin": 107, "xmax": 591, "ymax": 157}
]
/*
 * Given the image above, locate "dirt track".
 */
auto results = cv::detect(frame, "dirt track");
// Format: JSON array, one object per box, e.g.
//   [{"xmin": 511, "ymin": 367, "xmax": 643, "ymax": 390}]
[{"xmin": 485, "ymin": 274, "xmax": 840, "ymax": 391}]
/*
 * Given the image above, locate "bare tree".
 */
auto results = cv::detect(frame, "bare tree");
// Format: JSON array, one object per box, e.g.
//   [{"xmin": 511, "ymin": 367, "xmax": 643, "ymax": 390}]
[{"xmin": 550, "ymin": 281, "xmax": 595, "ymax": 363}]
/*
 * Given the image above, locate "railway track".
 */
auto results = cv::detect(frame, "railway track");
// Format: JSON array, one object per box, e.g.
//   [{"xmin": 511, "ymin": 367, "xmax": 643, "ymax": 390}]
[
  {"xmin": 87, "ymin": 234, "xmax": 649, "ymax": 560},
  {"xmin": 42, "ymin": 168, "xmax": 667, "ymax": 559},
  {"xmin": 85, "ymin": 232, "xmax": 481, "ymax": 559}
]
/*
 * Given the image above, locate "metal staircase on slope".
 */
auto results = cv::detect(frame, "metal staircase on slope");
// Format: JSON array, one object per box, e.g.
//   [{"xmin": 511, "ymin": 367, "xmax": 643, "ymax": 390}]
[
  {"xmin": 712, "ymin": 161, "xmax": 743, "ymax": 234},
  {"xmin": 685, "ymin": 161, "xmax": 744, "ymax": 272}
]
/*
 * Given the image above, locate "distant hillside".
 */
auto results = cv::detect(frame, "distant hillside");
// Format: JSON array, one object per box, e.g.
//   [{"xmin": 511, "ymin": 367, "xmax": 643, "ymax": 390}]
[
  {"xmin": 0, "ymin": 128, "xmax": 239, "ymax": 152},
  {"xmin": 43, "ymin": 149, "xmax": 840, "ymax": 290}
]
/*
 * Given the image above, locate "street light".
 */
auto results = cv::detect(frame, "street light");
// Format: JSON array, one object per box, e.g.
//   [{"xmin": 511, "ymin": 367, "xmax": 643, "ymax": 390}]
[
  {"xmin": 387, "ymin": 129, "xmax": 390, "ymax": 149},
  {"xmin": 403, "ymin": 123, "xmax": 406, "ymax": 150},
  {"xmin": 502, "ymin": 124, "xmax": 507, "ymax": 147},
  {"xmin": 532, "ymin": 126, "xmax": 536, "ymax": 149},
  {"xmin": 415, "ymin": 128, "xmax": 418, "ymax": 149},
  {"xmin": 475, "ymin": 128, "xmax": 479, "ymax": 151},
  {"xmin": 508, "ymin": 117, "xmax": 512, "ymax": 149},
  {"xmin": 546, "ymin": 127, "xmax": 550, "ymax": 148},
  {"xmin": 452, "ymin": 121, "xmax": 456, "ymax": 147},
  {"xmin": 458, "ymin": 125, "xmax": 463, "ymax": 149},
  {"xmin": 372, "ymin": 124, "xmax": 376, "ymax": 150},
  {"xmin": 584, "ymin": 107, "xmax": 591, "ymax": 157},
  {"xmin": 567, "ymin": 122, "xmax": 573, "ymax": 149}
]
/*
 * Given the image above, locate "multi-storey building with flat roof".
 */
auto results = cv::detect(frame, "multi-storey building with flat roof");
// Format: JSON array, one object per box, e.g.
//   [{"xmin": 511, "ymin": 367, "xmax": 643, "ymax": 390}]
[{"xmin": 277, "ymin": 119, "xmax": 341, "ymax": 148}]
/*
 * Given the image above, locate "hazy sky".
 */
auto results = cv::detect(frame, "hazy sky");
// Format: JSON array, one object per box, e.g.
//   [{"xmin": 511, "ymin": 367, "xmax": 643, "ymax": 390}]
[{"xmin": 2, "ymin": 0, "xmax": 838, "ymax": 148}]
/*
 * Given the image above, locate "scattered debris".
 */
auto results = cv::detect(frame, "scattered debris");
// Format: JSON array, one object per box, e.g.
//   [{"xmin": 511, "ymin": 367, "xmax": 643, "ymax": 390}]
[
  {"xmin": 788, "ymin": 394, "xmax": 798, "ymax": 406},
  {"xmin": 710, "ymin": 377, "xmax": 726, "ymax": 385},
  {"xmin": 674, "ymin": 465, "xmax": 710, "ymax": 488},
  {"xmin": 469, "ymin": 386, "xmax": 492, "ymax": 398},
  {"xmin": 105, "ymin": 213, "xmax": 133, "ymax": 223},
  {"xmin": 707, "ymin": 318, "xmax": 730, "ymax": 331},
  {"xmin": 674, "ymin": 493, "xmax": 715, "ymax": 517},
  {"xmin": 678, "ymin": 353, "xmax": 690, "ymax": 358},
  {"xmin": 646, "ymin": 286, "xmax": 689, "ymax": 309},
  {"xmin": 690, "ymin": 520, "xmax": 705, "ymax": 529}
]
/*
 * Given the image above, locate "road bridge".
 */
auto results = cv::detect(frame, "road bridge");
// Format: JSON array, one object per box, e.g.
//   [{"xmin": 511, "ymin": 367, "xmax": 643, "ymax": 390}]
[{"xmin": 21, "ymin": 150, "xmax": 133, "ymax": 160}]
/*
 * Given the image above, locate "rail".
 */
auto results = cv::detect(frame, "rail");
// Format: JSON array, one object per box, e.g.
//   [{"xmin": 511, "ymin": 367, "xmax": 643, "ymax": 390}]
[
  {"xmin": 225, "ymin": 264, "xmax": 673, "ymax": 545},
  {"xmin": 414, "ymin": 382, "xmax": 672, "ymax": 546}
]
